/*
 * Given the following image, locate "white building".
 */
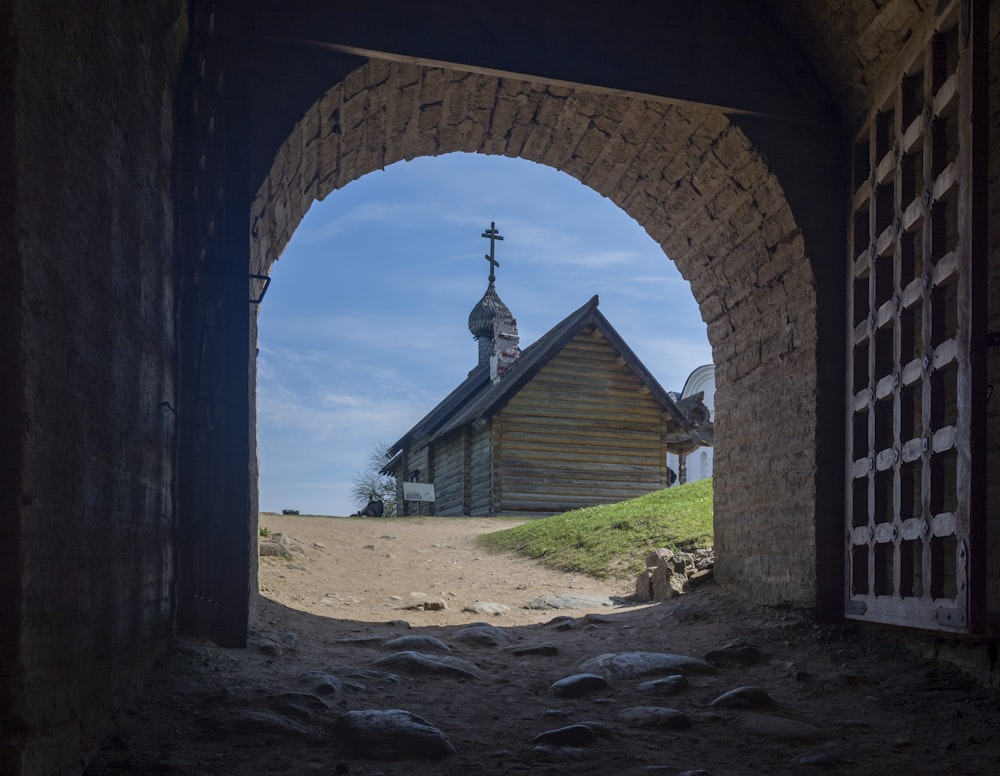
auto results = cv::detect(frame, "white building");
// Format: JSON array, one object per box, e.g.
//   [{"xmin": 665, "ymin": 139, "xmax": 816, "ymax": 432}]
[{"xmin": 666, "ymin": 364, "xmax": 715, "ymax": 484}]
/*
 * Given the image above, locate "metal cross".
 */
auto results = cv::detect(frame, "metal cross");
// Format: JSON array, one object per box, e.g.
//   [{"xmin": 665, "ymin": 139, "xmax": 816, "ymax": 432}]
[{"xmin": 481, "ymin": 221, "xmax": 503, "ymax": 282}]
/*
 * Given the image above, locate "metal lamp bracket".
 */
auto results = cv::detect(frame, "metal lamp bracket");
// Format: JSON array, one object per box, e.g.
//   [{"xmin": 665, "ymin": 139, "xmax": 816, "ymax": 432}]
[{"xmin": 250, "ymin": 274, "xmax": 271, "ymax": 305}]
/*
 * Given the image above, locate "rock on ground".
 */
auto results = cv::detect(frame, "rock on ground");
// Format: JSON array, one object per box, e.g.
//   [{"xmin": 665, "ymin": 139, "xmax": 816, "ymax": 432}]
[
  {"xmin": 579, "ymin": 652, "xmax": 716, "ymax": 679},
  {"xmin": 336, "ymin": 709, "xmax": 455, "ymax": 759}
]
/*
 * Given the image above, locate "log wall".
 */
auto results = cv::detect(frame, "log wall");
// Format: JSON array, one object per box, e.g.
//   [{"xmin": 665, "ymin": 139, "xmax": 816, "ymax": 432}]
[
  {"xmin": 494, "ymin": 329, "xmax": 668, "ymax": 515},
  {"xmin": 432, "ymin": 433, "xmax": 465, "ymax": 516},
  {"xmin": 470, "ymin": 426, "xmax": 493, "ymax": 515}
]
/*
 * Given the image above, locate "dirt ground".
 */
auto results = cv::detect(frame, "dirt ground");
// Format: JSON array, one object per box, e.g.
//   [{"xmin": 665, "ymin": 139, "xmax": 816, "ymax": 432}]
[{"xmin": 87, "ymin": 514, "xmax": 999, "ymax": 775}]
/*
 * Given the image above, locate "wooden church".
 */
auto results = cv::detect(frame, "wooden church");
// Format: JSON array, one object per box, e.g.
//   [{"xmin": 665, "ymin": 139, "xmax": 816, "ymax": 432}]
[{"xmin": 383, "ymin": 224, "xmax": 712, "ymax": 516}]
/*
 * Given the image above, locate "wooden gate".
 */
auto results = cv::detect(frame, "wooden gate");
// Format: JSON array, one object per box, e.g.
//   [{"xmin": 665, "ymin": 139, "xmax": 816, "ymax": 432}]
[{"xmin": 845, "ymin": 0, "xmax": 987, "ymax": 632}]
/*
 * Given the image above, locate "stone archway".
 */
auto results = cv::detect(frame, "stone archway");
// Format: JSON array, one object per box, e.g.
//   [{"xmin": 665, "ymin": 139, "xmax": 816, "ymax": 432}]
[{"xmin": 251, "ymin": 62, "xmax": 820, "ymax": 606}]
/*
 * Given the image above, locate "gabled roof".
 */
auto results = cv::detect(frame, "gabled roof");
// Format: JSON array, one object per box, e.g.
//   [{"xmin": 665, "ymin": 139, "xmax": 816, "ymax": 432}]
[{"xmin": 386, "ymin": 295, "xmax": 695, "ymax": 462}]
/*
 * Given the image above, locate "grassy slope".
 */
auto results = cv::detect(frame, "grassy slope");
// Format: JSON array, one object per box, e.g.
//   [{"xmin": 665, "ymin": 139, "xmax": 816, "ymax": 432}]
[{"xmin": 475, "ymin": 478, "xmax": 713, "ymax": 580}]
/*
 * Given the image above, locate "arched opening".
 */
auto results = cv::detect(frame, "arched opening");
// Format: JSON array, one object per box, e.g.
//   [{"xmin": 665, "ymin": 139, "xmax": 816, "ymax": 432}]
[
  {"xmin": 251, "ymin": 62, "xmax": 822, "ymax": 606},
  {"xmin": 257, "ymin": 152, "xmax": 712, "ymax": 517}
]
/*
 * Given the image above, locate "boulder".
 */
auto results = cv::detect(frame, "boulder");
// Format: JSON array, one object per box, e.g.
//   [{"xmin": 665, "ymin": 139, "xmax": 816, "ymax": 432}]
[
  {"xmin": 525, "ymin": 593, "xmax": 612, "ymax": 610},
  {"xmin": 373, "ymin": 651, "xmax": 482, "ymax": 680},
  {"xmin": 337, "ymin": 709, "xmax": 454, "ymax": 759},
  {"xmin": 451, "ymin": 624, "xmax": 513, "ymax": 647},
  {"xmin": 645, "ymin": 548, "xmax": 675, "ymax": 568},
  {"xmin": 259, "ymin": 540, "xmax": 291, "ymax": 558},
  {"xmin": 550, "ymin": 673, "xmax": 610, "ymax": 698},
  {"xmin": 580, "ymin": 652, "xmax": 715, "ymax": 679},
  {"xmin": 384, "ymin": 635, "xmax": 452, "ymax": 653},
  {"xmin": 650, "ymin": 562, "xmax": 688, "ymax": 600},
  {"xmin": 637, "ymin": 546, "xmax": 713, "ymax": 601},
  {"xmin": 635, "ymin": 569, "xmax": 653, "ymax": 602},
  {"xmin": 462, "ymin": 600, "xmax": 511, "ymax": 616}
]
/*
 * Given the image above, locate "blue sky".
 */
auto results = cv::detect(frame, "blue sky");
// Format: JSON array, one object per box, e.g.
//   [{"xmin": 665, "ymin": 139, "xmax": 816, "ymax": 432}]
[{"xmin": 257, "ymin": 152, "xmax": 712, "ymax": 516}]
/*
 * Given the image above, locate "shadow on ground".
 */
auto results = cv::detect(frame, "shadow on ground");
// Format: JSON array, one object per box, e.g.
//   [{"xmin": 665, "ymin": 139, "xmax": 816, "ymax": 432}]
[{"xmin": 86, "ymin": 583, "xmax": 998, "ymax": 775}]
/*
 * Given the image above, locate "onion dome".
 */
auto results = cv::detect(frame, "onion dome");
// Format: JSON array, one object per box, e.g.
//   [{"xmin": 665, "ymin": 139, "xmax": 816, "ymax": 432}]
[
  {"xmin": 468, "ymin": 281, "xmax": 511, "ymax": 340},
  {"xmin": 468, "ymin": 282, "xmax": 512, "ymax": 366}
]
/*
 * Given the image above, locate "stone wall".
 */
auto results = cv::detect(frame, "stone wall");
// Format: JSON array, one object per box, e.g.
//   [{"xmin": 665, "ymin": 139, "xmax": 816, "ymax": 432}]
[
  {"xmin": 251, "ymin": 63, "xmax": 830, "ymax": 606},
  {"xmin": 0, "ymin": 1, "xmax": 23, "ymax": 770},
  {"xmin": 1, "ymin": 3, "xmax": 187, "ymax": 774},
  {"xmin": 986, "ymin": 1, "xmax": 1000, "ymax": 623}
]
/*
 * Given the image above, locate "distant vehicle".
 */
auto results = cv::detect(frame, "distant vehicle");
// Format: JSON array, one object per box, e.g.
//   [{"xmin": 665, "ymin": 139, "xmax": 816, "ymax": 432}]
[{"xmin": 281, "ymin": 509, "xmax": 300, "ymax": 515}]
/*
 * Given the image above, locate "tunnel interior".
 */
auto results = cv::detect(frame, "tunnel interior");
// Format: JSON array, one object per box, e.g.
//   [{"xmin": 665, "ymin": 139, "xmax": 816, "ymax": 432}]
[{"xmin": 2, "ymin": 2, "xmax": 998, "ymax": 774}]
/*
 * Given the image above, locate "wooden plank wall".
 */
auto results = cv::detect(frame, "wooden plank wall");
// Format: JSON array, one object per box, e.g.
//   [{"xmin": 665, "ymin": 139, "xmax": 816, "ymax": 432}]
[
  {"xmin": 433, "ymin": 433, "xmax": 465, "ymax": 515},
  {"xmin": 495, "ymin": 328, "xmax": 667, "ymax": 514},
  {"xmin": 470, "ymin": 425, "xmax": 492, "ymax": 514}
]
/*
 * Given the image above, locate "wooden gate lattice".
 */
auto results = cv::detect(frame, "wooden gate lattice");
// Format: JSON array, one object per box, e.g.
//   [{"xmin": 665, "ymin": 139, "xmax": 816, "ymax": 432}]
[{"xmin": 846, "ymin": 1, "xmax": 985, "ymax": 632}]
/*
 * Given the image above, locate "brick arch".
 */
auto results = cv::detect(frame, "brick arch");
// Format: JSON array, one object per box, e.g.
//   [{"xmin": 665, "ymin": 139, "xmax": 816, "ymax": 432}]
[{"xmin": 251, "ymin": 61, "xmax": 819, "ymax": 605}]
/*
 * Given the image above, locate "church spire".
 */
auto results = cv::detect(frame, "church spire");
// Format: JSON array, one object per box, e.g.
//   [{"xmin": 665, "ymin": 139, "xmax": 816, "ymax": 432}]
[{"xmin": 467, "ymin": 222, "xmax": 519, "ymax": 378}]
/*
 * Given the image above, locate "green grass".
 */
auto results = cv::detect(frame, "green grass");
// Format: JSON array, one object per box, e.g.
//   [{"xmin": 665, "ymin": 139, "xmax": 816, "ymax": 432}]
[{"xmin": 475, "ymin": 478, "xmax": 713, "ymax": 580}]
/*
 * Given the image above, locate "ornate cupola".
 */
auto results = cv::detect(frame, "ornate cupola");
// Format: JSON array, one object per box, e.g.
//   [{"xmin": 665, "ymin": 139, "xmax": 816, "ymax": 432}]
[
  {"xmin": 468, "ymin": 284, "xmax": 512, "ymax": 365},
  {"xmin": 467, "ymin": 222, "xmax": 520, "ymax": 380}
]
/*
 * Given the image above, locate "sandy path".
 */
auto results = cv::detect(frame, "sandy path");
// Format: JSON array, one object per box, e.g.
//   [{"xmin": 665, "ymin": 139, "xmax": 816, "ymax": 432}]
[{"xmin": 257, "ymin": 513, "xmax": 640, "ymax": 627}]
